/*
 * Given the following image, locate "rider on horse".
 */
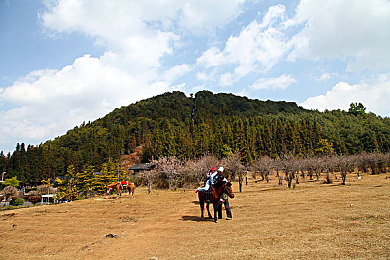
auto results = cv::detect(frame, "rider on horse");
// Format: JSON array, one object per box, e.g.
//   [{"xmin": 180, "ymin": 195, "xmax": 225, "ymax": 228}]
[
  {"xmin": 196, "ymin": 167, "xmax": 218, "ymax": 192},
  {"xmin": 196, "ymin": 167, "xmax": 226, "ymax": 201}
]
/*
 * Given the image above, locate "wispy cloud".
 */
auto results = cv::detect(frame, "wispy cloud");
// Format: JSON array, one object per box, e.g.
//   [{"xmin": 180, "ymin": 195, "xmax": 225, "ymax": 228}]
[{"xmin": 250, "ymin": 74, "xmax": 296, "ymax": 90}]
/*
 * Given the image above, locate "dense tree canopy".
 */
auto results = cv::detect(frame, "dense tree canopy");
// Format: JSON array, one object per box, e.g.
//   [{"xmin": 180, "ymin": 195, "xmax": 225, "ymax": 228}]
[{"xmin": 1, "ymin": 91, "xmax": 389, "ymax": 185}]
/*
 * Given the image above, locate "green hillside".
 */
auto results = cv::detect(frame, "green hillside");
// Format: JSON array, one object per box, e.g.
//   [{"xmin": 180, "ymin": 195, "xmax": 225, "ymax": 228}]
[{"xmin": 1, "ymin": 91, "xmax": 389, "ymax": 185}]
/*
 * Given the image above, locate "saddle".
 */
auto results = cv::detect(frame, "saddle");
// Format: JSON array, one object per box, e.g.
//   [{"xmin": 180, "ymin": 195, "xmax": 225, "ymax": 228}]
[
  {"xmin": 206, "ymin": 186, "xmax": 214, "ymax": 202},
  {"xmin": 120, "ymin": 181, "xmax": 129, "ymax": 189}
]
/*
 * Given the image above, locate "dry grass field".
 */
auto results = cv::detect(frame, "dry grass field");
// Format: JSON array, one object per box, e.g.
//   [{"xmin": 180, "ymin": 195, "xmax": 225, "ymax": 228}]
[{"xmin": 1, "ymin": 172, "xmax": 389, "ymax": 260}]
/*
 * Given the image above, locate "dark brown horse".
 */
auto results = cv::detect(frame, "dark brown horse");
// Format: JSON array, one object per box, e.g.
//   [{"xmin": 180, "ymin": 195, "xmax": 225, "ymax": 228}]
[
  {"xmin": 107, "ymin": 181, "xmax": 135, "ymax": 199},
  {"xmin": 198, "ymin": 181, "xmax": 234, "ymax": 222}
]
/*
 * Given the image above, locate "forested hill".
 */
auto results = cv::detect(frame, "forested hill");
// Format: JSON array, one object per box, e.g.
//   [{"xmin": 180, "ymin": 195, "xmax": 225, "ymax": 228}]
[
  {"xmin": 1, "ymin": 91, "xmax": 390, "ymax": 185},
  {"xmin": 96, "ymin": 90, "xmax": 305, "ymax": 124}
]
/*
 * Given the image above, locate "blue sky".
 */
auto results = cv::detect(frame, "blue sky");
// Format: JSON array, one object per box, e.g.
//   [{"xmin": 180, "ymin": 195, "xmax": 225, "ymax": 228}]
[{"xmin": 1, "ymin": 0, "xmax": 390, "ymax": 153}]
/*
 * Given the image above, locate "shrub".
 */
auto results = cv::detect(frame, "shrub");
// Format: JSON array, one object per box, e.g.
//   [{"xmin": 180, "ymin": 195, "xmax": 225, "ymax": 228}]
[
  {"xmin": 0, "ymin": 186, "xmax": 18, "ymax": 201},
  {"xmin": 28, "ymin": 196, "xmax": 41, "ymax": 204},
  {"xmin": 26, "ymin": 190, "xmax": 39, "ymax": 196},
  {"xmin": 10, "ymin": 198, "xmax": 24, "ymax": 206},
  {"xmin": 36, "ymin": 185, "xmax": 56, "ymax": 195}
]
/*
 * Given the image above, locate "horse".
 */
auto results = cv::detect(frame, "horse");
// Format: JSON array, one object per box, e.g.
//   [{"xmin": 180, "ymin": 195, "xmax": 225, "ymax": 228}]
[
  {"xmin": 107, "ymin": 181, "xmax": 135, "ymax": 199},
  {"xmin": 198, "ymin": 180, "xmax": 234, "ymax": 222}
]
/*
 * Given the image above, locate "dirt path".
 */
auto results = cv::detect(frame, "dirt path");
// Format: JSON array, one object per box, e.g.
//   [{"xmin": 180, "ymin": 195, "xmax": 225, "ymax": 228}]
[{"xmin": 1, "ymin": 173, "xmax": 390, "ymax": 259}]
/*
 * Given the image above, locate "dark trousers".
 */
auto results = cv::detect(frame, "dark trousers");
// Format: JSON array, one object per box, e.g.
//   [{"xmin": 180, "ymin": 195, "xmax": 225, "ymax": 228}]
[{"xmin": 218, "ymin": 198, "xmax": 232, "ymax": 219}]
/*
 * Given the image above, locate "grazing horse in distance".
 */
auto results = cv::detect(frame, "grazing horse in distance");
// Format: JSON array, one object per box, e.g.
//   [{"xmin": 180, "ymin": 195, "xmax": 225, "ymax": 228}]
[
  {"xmin": 198, "ymin": 181, "xmax": 234, "ymax": 222},
  {"xmin": 107, "ymin": 181, "xmax": 135, "ymax": 199}
]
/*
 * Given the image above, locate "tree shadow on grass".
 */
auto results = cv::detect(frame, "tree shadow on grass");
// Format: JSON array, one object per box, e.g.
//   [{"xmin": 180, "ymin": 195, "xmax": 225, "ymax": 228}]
[{"xmin": 181, "ymin": 215, "xmax": 212, "ymax": 222}]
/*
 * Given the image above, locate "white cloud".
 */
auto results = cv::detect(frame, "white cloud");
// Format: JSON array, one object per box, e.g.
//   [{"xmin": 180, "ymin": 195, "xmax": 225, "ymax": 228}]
[
  {"xmin": 219, "ymin": 73, "xmax": 234, "ymax": 86},
  {"xmin": 316, "ymin": 73, "xmax": 331, "ymax": 81},
  {"xmin": 299, "ymin": 74, "xmax": 390, "ymax": 116},
  {"xmin": 196, "ymin": 4, "xmax": 290, "ymax": 84},
  {"xmin": 288, "ymin": 0, "xmax": 390, "ymax": 71},
  {"xmin": 163, "ymin": 64, "xmax": 192, "ymax": 81},
  {"xmin": 196, "ymin": 72, "xmax": 207, "ymax": 81},
  {"xmin": 250, "ymin": 74, "xmax": 296, "ymax": 90},
  {"xmin": 179, "ymin": 0, "xmax": 246, "ymax": 34}
]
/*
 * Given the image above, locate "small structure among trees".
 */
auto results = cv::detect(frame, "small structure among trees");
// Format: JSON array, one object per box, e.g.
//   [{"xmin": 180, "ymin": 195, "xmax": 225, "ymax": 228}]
[{"xmin": 128, "ymin": 163, "xmax": 156, "ymax": 174}]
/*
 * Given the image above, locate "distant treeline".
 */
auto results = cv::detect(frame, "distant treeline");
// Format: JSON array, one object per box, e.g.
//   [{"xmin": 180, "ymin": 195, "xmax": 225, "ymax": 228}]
[{"xmin": 1, "ymin": 91, "xmax": 389, "ymax": 185}]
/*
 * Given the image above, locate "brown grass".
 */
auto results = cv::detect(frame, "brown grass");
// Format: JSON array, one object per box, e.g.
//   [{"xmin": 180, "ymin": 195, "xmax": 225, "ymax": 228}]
[{"xmin": 1, "ymin": 172, "xmax": 389, "ymax": 259}]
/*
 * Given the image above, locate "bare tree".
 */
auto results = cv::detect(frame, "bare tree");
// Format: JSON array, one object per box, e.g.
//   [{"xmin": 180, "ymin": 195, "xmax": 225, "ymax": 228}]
[
  {"xmin": 313, "ymin": 157, "xmax": 324, "ymax": 181},
  {"xmin": 221, "ymin": 151, "xmax": 243, "ymax": 181},
  {"xmin": 367, "ymin": 152, "xmax": 383, "ymax": 175},
  {"xmin": 305, "ymin": 157, "xmax": 315, "ymax": 180},
  {"xmin": 136, "ymin": 170, "xmax": 159, "ymax": 194},
  {"xmin": 154, "ymin": 157, "xmax": 186, "ymax": 190},
  {"xmin": 376, "ymin": 152, "xmax": 389, "ymax": 174},
  {"xmin": 292, "ymin": 157, "xmax": 302, "ymax": 185},
  {"xmin": 272, "ymin": 158, "xmax": 283, "ymax": 186},
  {"xmin": 36, "ymin": 185, "xmax": 56, "ymax": 195},
  {"xmin": 251, "ymin": 156, "xmax": 272, "ymax": 183},
  {"xmin": 278, "ymin": 155, "xmax": 299, "ymax": 188},
  {"xmin": 337, "ymin": 155, "xmax": 354, "ymax": 185},
  {"xmin": 322, "ymin": 155, "xmax": 337, "ymax": 184},
  {"xmin": 355, "ymin": 152, "xmax": 370, "ymax": 176},
  {"xmin": 297, "ymin": 157, "xmax": 308, "ymax": 179},
  {"xmin": 1, "ymin": 186, "xmax": 18, "ymax": 201},
  {"xmin": 186, "ymin": 155, "xmax": 219, "ymax": 187}
]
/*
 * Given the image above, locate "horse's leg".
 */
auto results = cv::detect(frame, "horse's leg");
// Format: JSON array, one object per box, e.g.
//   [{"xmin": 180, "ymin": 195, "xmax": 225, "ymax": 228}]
[
  {"xmin": 213, "ymin": 203, "xmax": 218, "ymax": 223},
  {"xmin": 199, "ymin": 199, "xmax": 204, "ymax": 219},
  {"xmin": 217, "ymin": 203, "xmax": 223, "ymax": 219},
  {"xmin": 129, "ymin": 187, "xmax": 134, "ymax": 199},
  {"xmin": 206, "ymin": 202, "xmax": 212, "ymax": 219}
]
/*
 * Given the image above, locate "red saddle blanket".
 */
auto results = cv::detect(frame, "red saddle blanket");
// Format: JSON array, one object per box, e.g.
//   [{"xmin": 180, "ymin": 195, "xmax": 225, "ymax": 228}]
[{"xmin": 120, "ymin": 181, "xmax": 129, "ymax": 185}]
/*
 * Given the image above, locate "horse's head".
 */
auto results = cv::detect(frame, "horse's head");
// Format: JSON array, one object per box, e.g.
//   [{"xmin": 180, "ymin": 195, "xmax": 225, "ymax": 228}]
[{"xmin": 224, "ymin": 182, "xmax": 234, "ymax": 198}]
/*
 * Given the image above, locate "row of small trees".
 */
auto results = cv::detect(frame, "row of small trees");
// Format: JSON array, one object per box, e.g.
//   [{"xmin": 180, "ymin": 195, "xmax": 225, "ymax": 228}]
[
  {"xmin": 250, "ymin": 152, "xmax": 390, "ymax": 188},
  {"xmin": 136, "ymin": 151, "xmax": 390, "ymax": 192}
]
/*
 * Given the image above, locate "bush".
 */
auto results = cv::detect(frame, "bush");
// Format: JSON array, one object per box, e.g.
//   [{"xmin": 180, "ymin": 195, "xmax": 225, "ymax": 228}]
[
  {"xmin": 36, "ymin": 185, "xmax": 56, "ymax": 195},
  {"xmin": 10, "ymin": 198, "xmax": 25, "ymax": 206},
  {"xmin": 28, "ymin": 196, "xmax": 41, "ymax": 204},
  {"xmin": 26, "ymin": 190, "xmax": 39, "ymax": 196},
  {"xmin": 0, "ymin": 186, "xmax": 18, "ymax": 201}
]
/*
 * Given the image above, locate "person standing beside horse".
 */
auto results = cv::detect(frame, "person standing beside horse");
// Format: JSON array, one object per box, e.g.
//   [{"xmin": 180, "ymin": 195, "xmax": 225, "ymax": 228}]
[{"xmin": 218, "ymin": 186, "xmax": 233, "ymax": 220}]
